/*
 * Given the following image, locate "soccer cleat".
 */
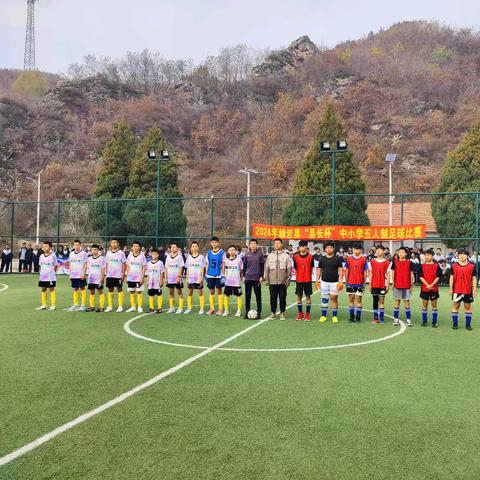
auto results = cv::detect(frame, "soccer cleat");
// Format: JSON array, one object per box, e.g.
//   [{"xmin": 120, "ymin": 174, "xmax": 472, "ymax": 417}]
[
  {"xmin": 87, "ymin": 307, "xmax": 95, "ymax": 312},
  {"xmin": 393, "ymin": 320, "xmax": 400, "ymax": 326},
  {"xmin": 148, "ymin": 308, "xmax": 155, "ymax": 313},
  {"xmin": 356, "ymin": 316, "xmax": 361, "ymax": 323},
  {"xmin": 116, "ymin": 306, "xmax": 123, "ymax": 313},
  {"xmin": 207, "ymin": 309, "xmax": 216, "ymax": 315},
  {"xmin": 199, "ymin": 309, "xmax": 205, "ymax": 315},
  {"xmin": 175, "ymin": 308, "xmax": 183, "ymax": 314},
  {"xmin": 126, "ymin": 306, "xmax": 137, "ymax": 313},
  {"xmin": 235, "ymin": 310, "xmax": 242, "ymax": 317},
  {"xmin": 371, "ymin": 318, "xmax": 379, "ymax": 324},
  {"xmin": 104, "ymin": 306, "xmax": 113, "ymax": 313},
  {"xmin": 66, "ymin": 305, "xmax": 79, "ymax": 312},
  {"xmin": 35, "ymin": 305, "xmax": 47, "ymax": 311},
  {"xmin": 379, "ymin": 319, "xmax": 385, "ymax": 325},
  {"xmin": 48, "ymin": 306, "xmax": 56, "ymax": 311},
  {"xmin": 452, "ymin": 325, "xmax": 458, "ymax": 330},
  {"xmin": 348, "ymin": 318, "xmax": 355, "ymax": 323},
  {"xmin": 304, "ymin": 312, "xmax": 311, "ymax": 322},
  {"xmin": 432, "ymin": 323, "xmax": 438, "ymax": 328},
  {"xmin": 96, "ymin": 307, "xmax": 105, "ymax": 313},
  {"xmin": 406, "ymin": 319, "xmax": 413, "ymax": 327},
  {"xmin": 296, "ymin": 312, "xmax": 305, "ymax": 321},
  {"xmin": 137, "ymin": 307, "xmax": 143, "ymax": 313},
  {"xmin": 280, "ymin": 313, "xmax": 287, "ymax": 321},
  {"xmin": 332, "ymin": 316, "xmax": 338, "ymax": 324},
  {"xmin": 183, "ymin": 309, "xmax": 192, "ymax": 314},
  {"xmin": 466, "ymin": 325, "xmax": 473, "ymax": 331},
  {"xmin": 319, "ymin": 316, "xmax": 327, "ymax": 323},
  {"xmin": 156, "ymin": 308, "xmax": 163, "ymax": 314},
  {"xmin": 167, "ymin": 307, "xmax": 175, "ymax": 314},
  {"xmin": 222, "ymin": 310, "xmax": 229, "ymax": 317},
  {"xmin": 271, "ymin": 313, "xmax": 277, "ymax": 319},
  {"xmin": 216, "ymin": 309, "xmax": 223, "ymax": 316},
  {"xmin": 256, "ymin": 313, "xmax": 262, "ymax": 320},
  {"xmin": 78, "ymin": 305, "xmax": 86, "ymax": 312},
  {"xmin": 421, "ymin": 322, "xmax": 428, "ymax": 327}
]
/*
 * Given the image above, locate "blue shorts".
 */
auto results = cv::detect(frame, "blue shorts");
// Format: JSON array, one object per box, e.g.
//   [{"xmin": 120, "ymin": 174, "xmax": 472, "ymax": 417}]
[{"xmin": 207, "ymin": 277, "xmax": 223, "ymax": 290}]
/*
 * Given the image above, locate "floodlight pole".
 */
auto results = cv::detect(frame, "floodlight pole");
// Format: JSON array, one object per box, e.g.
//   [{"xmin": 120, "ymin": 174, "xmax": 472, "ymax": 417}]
[
  {"xmin": 239, "ymin": 168, "xmax": 258, "ymax": 243},
  {"xmin": 25, "ymin": 170, "xmax": 42, "ymax": 244},
  {"xmin": 385, "ymin": 154, "xmax": 397, "ymax": 252},
  {"xmin": 149, "ymin": 151, "xmax": 169, "ymax": 248},
  {"xmin": 324, "ymin": 149, "xmax": 346, "ymax": 226}
]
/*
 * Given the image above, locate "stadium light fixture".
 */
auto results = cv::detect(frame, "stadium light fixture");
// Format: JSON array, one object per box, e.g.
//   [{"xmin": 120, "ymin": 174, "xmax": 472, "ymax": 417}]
[
  {"xmin": 320, "ymin": 141, "xmax": 331, "ymax": 151},
  {"xmin": 161, "ymin": 150, "xmax": 170, "ymax": 160},
  {"xmin": 147, "ymin": 150, "xmax": 156, "ymax": 160},
  {"xmin": 337, "ymin": 140, "xmax": 347, "ymax": 150}
]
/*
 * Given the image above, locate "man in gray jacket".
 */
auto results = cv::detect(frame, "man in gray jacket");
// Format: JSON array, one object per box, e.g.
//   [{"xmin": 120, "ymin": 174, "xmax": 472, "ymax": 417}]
[{"xmin": 264, "ymin": 238, "xmax": 292, "ymax": 320}]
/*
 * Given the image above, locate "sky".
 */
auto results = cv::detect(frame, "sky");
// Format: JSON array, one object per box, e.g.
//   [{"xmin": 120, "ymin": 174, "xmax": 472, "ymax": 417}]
[{"xmin": 1, "ymin": 0, "xmax": 480, "ymax": 74}]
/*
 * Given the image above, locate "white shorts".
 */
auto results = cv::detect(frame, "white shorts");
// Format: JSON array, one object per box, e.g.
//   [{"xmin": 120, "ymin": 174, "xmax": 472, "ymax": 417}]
[{"xmin": 321, "ymin": 281, "xmax": 339, "ymax": 296}]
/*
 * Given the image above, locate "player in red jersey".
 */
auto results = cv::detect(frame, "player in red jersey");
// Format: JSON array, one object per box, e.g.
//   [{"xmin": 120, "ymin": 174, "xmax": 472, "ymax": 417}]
[
  {"xmin": 344, "ymin": 243, "xmax": 368, "ymax": 323},
  {"xmin": 391, "ymin": 246, "xmax": 415, "ymax": 327},
  {"xmin": 368, "ymin": 245, "xmax": 390, "ymax": 324},
  {"xmin": 292, "ymin": 240, "xmax": 315, "ymax": 321},
  {"xmin": 450, "ymin": 248, "xmax": 477, "ymax": 330},
  {"xmin": 419, "ymin": 249, "xmax": 441, "ymax": 327}
]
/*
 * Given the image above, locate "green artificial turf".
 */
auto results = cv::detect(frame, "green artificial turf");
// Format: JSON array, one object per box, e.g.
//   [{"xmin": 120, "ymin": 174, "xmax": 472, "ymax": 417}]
[{"xmin": 1, "ymin": 274, "xmax": 479, "ymax": 479}]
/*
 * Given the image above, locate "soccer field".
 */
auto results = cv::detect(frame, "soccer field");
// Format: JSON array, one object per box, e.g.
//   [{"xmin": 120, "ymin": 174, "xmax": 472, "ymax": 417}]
[{"xmin": 1, "ymin": 274, "xmax": 479, "ymax": 479}]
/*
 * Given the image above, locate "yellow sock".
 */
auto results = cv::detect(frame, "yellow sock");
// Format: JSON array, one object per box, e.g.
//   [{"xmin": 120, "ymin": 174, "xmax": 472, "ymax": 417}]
[
  {"xmin": 118, "ymin": 291, "xmax": 124, "ymax": 307},
  {"xmin": 149, "ymin": 296, "xmax": 154, "ymax": 309},
  {"xmin": 89, "ymin": 294, "xmax": 95, "ymax": 308},
  {"xmin": 187, "ymin": 295, "xmax": 193, "ymax": 309},
  {"xmin": 158, "ymin": 295, "xmax": 163, "ymax": 309},
  {"xmin": 237, "ymin": 296, "xmax": 243, "ymax": 311},
  {"xmin": 50, "ymin": 290, "xmax": 56, "ymax": 307},
  {"xmin": 108, "ymin": 292, "xmax": 114, "ymax": 308},
  {"xmin": 73, "ymin": 290, "xmax": 79, "ymax": 306},
  {"xmin": 137, "ymin": 292, "xmax": 143, "ymax": 308},
  {"xmin": 209, "ymin": 294, "xmax": 215, "ymax": 310},
  {"xmin": 218, "ymin": 293, "xmax": 223, "ymax": 310},
  {"xmin": 179, "ymin": 297, "xmax": 184, "ymax": 309},
  {"xmin": 130, "ymin": 293, "xmax": 136, "ymax": 308},
  {"xmin": 169, "ymin": 298, "xmax": 174, "ymax": 308},
  {"xmin": 199, "ymin": 294, "xmax": 205, "ymax": 310},
  {"xmin": 224, "ymin": 296, "xmax": 230, "ymax": 311},
  {"xmin": 41, "ymin": 291, "xmax": 47, "ymax": 307},
  {"xmin": 99, "ymin": 293, "xmax": 105, "ymax": 309},
  {"xmin": 81, "ymin": 289, "xmax": 87, "ymax": 306}
]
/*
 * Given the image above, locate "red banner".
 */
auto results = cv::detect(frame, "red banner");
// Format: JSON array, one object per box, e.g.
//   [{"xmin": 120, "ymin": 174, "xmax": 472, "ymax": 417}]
[{"xmin": 251, "ymin": 224, "xmax": 427, "ymax": 241}]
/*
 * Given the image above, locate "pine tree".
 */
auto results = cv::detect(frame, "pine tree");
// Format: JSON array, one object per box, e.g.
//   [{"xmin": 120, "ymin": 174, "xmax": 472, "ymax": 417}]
[
  {"xmin": 432, "ymin": 118, "xmax": 480, "ymax": 246},
  {"xmin": 283, "ymin": 102, "xmax": 369, "ymax": 227},
  {"xmin": 122, "ymin": 127, "xmax": 187, "ymax": 247},
  {"xmin": 91, "ymin": 119, "xmax": 136, "ymax": 242}
]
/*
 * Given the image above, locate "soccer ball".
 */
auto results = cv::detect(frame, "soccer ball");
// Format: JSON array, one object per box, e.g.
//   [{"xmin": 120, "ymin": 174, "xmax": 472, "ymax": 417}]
[{"xmin": 247, "ymin": 309, "xmax": 258, "ymax": 319}]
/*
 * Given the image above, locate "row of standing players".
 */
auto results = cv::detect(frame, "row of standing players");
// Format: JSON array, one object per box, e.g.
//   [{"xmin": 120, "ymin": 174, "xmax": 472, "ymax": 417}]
[{"xmin": 35, "ymin": 237, "xmax": 477, "ymax": 329}]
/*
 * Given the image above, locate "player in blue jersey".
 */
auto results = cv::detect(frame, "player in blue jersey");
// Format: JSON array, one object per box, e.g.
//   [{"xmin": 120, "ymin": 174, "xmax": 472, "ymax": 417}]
[{"xmin": 205, "ymin": 236, "xmax": 225, "ymax": 315}]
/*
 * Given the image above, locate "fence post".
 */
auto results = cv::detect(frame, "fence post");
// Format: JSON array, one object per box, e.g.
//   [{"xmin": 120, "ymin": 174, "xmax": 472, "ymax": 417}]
[
  {"xmin": 400, "ymin": 194, "xmax": 404, "ymax": 225},
  {"xmin": 10, "ymin": 201, "xmax": 15, "ymax": 272},
  {"xmin": 56, "ymin": 200, "xmax": 61, "ymax": 251},
  {"xmin": 104, "ymin": 200, "xmax": 109, "ymax": 246},
  {"xmin": 210, "ymin": 196, "xmax": 215, "ymax": 238},
  {"xmin": 476, "ymin": 193, "xmax": 479, "ymax": 277}
]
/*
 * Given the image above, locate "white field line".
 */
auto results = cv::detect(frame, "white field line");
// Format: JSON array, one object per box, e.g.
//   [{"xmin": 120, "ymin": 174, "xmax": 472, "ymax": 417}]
[
  {"xmin": 0, "ymin": 282, "xmax": 9, "ymax": 293},
  {"xmin": 0, "ymin": 292, "xmax": 319, "ymax": 467}
]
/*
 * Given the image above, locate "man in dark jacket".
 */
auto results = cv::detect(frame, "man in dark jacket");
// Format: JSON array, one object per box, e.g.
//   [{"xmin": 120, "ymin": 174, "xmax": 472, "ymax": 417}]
[
  {"xmin": 33, "ymin": 244, "xmax": 41, "ymax": 272},
  {"xmin": 243, "ymin": 239, "xmax": 264, "ymax": 319},
  {"xmin": 1, "ymin": 245, "xmax": 13, "ymax": 273},
  {"xmin": 18, "ymin": 243, "xmax": 27, "ymax": 272},
  {"xmin": 25, "ymin": 243, "xmax": 34, "ymax": 272}
]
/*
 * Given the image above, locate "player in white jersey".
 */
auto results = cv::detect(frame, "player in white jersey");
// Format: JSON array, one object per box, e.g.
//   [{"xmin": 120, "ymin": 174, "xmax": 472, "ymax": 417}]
[
  {"xmin": 222, "ymin": 245, "xmax": 244, "ymax": 317},
  {"xmin": 146, "ymin": 248, "xmax": 165, "ymax": 313},
  {"xmin": 105, "ymin": 238, "xmax": 126, "ymax": 312},
  {"xmin": 165, "ymin": 242, "xmax": 185, "ymax": 314},
  {"xmin": 35, "ymin": 241, "xmax": 58, "ymax": 311},
  {"xmin": 86, "ymin": 243, "xmax": 106, "ymax": 312},
  {"xmin": 184, "ymin": 241, "xmax": 205, "ymax": 314},
  {"xmin": 65, "ymin": 239, "xmax": 88, "ymax": 312},
  {"xmin": 125, "ymin": 241, "xmax": 147, "ymax": 313}
]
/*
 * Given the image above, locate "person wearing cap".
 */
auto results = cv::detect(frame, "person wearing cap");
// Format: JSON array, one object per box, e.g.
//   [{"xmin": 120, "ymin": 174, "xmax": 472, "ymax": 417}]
[
  {"xmin": 419, "ymin": 249, "xmax": 442, "ymax": 327},
  {"xmin": 450, "ymin": 248, "xmax": 477, "ymax": 330}
]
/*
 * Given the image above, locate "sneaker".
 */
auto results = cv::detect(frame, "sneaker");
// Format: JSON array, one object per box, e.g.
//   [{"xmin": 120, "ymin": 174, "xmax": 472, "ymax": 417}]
[
  {"xmin": 304, "ymin": 312, "xmax": 311, "ymax": 322},
  {"xmin": 452, "ymin": 324, "xmax": 459, "ymax": 330},
  {"xmin": 66, "ymin": 305, "xmax": 79, "ymax": 312},
  {"xmin": 207, "ymin": 309, "xmax": 216, "ymax": 315},
  {"xmin": 371, "ymin": 319, "xmax": 379, "ymax": 324},
  {"xmin": 393, "ymin": 320, "xmax": 400, "ymax": 326},
  {"xmin": 280, "ymin": 313, "xmax": 287, "ymax": 321},
  {"xmin": 256, "ymin": 314, "xmax": 262, "ymax": 320},
  {"xmin": 156, "ymin": 308, "xmax": 163, "ymax": 314},
  {"xmin": 355, "ymin": 315, "xmax": 361, "ymax": 323},
  {"xmin": 271, "ymin": 313, "xmax": 277, "ymax": 319},
  {"xmin": 432, "ymin": 323, "xmax": 438, "ymax": 328},
  {"xmin": 421, "ymin": 322, "xmax": 428, "ymax": 327},
  {"xmin": 126, "ymin": 306, "xmax": 137, "ymax": 313},
  {"xmin": 406, "ymin": 319, "xmax": 413, "ymax": 327},
  {"xmin": 176, "ymin": 308, "xmax": 183, "ymax": 314},
  {"xmin": 296, "ymin": 312, "xmax": 304, "ymax": 321},
  {"xmin": 86, "ymin": 307, "xmax": 95, "ymax": 312},
  {"xmin": 466, "ymin": 325, "xmax": 473, "ymax": 331},
  {"xmin": 105, "ymin": 306, "xmax": 113, "ymax": 313},
  {"xmin": 35, "ymin": 305, "xmax": 47, "ymax": 311},
  {"xmin": 348, "ymin": 317, "xmax": 355, "ymax": 323},
  {"xmin": 137, "ymin": 307, "xmax": 143, "ymax": 313},
  {"xmin": 48, "ymin": 306, "xmax": 56, "ymax": 311},
  {"xmin": 379, "ymin": 319, "xmax": 385, "ymax": 325},
  {"xmin": 183, "ymin": 308, "xmax": 192, "ymax": 314},
  {"xmin": 199, "ymin": 309, "xmax": 205, "ymax": 315},
  {"xmin": 235, "ymin": 310, "xmax": 242, "ymax": 317},
  {"xmin": 95, "ymin": 307, "xmax": 105, "ymax": 312},
  {"xmin": 216, "ymin": 309, "xmax": 223, "ymax": 316},
  {"xmin": 222, "ymin": 310, "xmax": 229, "ymax": 317},
  {"xmin": 148, "ymin": 308, "xmax": 155, "ymax": 313},
  {"xmin": 116, "ymin": 306, "xmax": 124, "ymax": 313},
  {"xmin": 78, "ymin": 305, "xmax": 86, "ymax": 312},
  {"xmin": 332, "ymin": 316, "xmax": 338, "ymax": 324},
  {"xmin": 319, "ymin": 316, "xmax": 327, "ymax": 323},
  {"xmin": 167, "ymin": 307, "xmax": 175, "ymax": 314}
]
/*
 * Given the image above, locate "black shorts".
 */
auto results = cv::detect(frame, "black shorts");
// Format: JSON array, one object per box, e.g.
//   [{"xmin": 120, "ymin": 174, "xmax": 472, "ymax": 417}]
[
  {"xmin": 224, "ymin": 286, "xmax": 242, "ymax": 296},
  {"xmin": 38, "ymin": 281, "xmax": 56, "ymax": 288},
  {"xmin": 166, "ymin": 282, "xmax": 183, "ymax": 289},
  {"xmin": 106, "ymin": 278, "xmax": 123, "ymax": 289},
  {"xmin": 371, "ymin": 287, "xmax": 387, "ymax": 297},
  {"xmin": 187, "ymin": 283, "xmax": 203, "ymax": 290},
  {"xmin": 71, "ymin": 278, "xmax": 87, "ymax": 289},
  {"xmin": 148, "ymin": 288, "xmax": 163, "ymax": 296},
  {"xmin": 452, "ymin": 293, "xmax": 474, "ymax": 304},
  {"xmin": 88, "ymin": 283, "xmax": 103, "ymax": 291},
  {"xmin": 420, "ymin": 290, "xmax": 440, "ymax": 301},
  {"xmin": 127, "ymin": 281, "xmax": 142, "ymax": 289},
  {"xmin": 346, "ymin": 285, "xmax": 364, "ymax": 294},
  {"xmin": 207, "ymin": 277, "xmax": 223, "ymax": 290},
  {"xmin": 295, "ymin": 281, "xmax": 312, "ymax": 297}
]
